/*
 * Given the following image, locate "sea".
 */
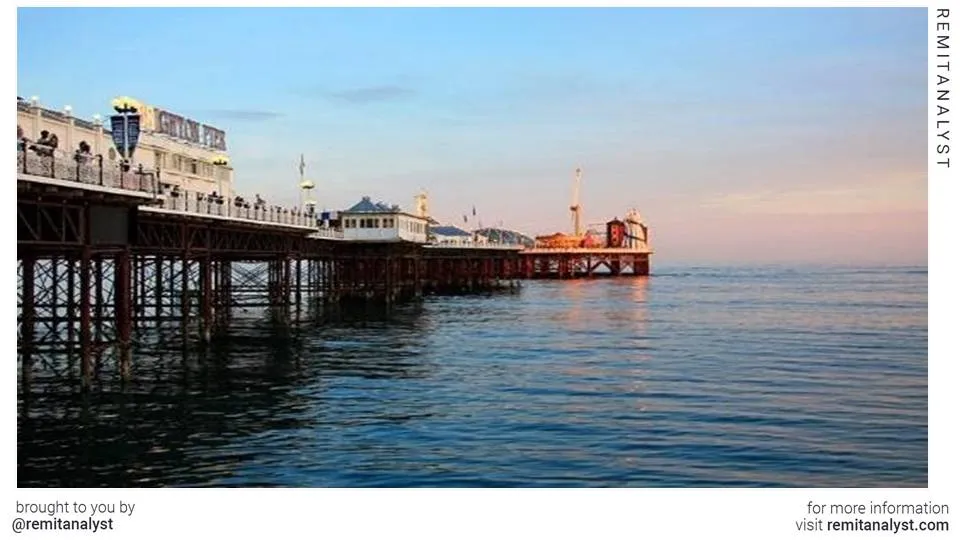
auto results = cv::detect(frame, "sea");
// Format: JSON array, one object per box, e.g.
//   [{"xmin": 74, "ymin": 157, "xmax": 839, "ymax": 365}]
[{"xmin": 17, "ymin": 264, "xmax": 928, "ymax": 488}]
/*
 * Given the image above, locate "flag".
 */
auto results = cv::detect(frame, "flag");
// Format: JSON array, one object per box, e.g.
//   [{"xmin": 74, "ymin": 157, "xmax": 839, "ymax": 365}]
[{"xmin": 298, "ymin": 154, "xmax": 305, "ymax": 177}]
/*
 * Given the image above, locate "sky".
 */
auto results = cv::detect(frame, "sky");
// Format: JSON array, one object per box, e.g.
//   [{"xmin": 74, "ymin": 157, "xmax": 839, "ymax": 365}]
[{"xmin": 17, "ymin": 7, "xmax": 927, "ymax": 265}]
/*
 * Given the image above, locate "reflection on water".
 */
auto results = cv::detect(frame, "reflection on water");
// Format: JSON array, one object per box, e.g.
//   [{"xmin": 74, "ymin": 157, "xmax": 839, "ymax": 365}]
[{"xmin": 18, "ymin": 266, "xmax": 927, "ymax": 487}]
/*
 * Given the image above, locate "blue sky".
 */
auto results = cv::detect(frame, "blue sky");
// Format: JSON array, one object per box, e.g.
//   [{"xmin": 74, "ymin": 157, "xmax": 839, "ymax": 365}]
[{"xmin": 17, "ymin": 8, "xmax": 927, "ymax": 264}]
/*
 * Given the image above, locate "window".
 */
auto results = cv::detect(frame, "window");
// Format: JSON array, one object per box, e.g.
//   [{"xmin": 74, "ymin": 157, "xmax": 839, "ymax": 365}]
[
  {"xmin": 190, "ymin": 160, "xmax": 198, "ymax": 175},
  {"xmin": 154, "ymin": 151, "xmax": 165, "ymax": 169}
]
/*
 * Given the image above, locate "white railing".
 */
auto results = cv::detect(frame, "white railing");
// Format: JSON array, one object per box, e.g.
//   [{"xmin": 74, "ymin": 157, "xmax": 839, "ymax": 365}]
[
  {"xmin": 16, "ymin": 143, "xmax": 518, "ymax": 241},
  {"xmin": 16, "ymin": 144, "xmax": 327, "ymax": 231},
  {"xmin": 156, "ymin": 188, "xmax": 318, "ymax": 228},
  {"xmin": 309, "ymin": 227, "xmax": 345, "ymax": 240},
  {"xmin": 16, "ymin": 144, "xmax": 158, "ymax": 194},
  {"xmin": 428, "ymin": 238, "xmax": 526, "ymax": 250},
  {"xmin": 340, "ymin": 228, "xmax": 428, "ymax": 243}
]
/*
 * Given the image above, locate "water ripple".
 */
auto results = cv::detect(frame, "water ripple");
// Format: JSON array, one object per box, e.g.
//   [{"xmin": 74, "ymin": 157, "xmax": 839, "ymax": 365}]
[{"xmin": 18, "ymin": 265, "xmax": 927, "ymax": 487}]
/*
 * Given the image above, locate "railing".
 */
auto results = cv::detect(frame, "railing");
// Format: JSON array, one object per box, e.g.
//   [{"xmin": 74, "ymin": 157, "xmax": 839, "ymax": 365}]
[
  {"xmin": 310, "ymin": 227, "xmax": 345, "ymax": 240},
  {"xmin": 17, "ymin": 143, "xmax": 502, "ymax": 241},
  {"xmin": 524, "ymin": 246, "xmax": 652, "ymax": 252},
  {"xmin": 16, "ymin": 143, "xmax": 332, "ymax": 231},
  {"xmin": 16, "ymin": 144, "xmax": 158, "ymax": 194},
  {"xmin": 157, "ymin": 187, "xmax": 322, "ymax": 229},
  {"xmin": 429, "ymin": 238, "xmax": 526, "ymax": 249}
]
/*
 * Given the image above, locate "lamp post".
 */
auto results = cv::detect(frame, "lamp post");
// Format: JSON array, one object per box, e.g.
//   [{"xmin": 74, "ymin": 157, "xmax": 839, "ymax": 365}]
[
  {"xmin": 91, "ymin": 114, "xmax": 102, "ymax": 156},
  {"xmin": 213, "ymin": 156, "xmax": 229, "ymax": 198},
  {"xmin": 63, "ymin": 105, "xmax": 73, "ymax": 153},
  {"xmin": 297, "ymin": 154, "xmax": 317, "ymax": 226},
  {"xmin": 30, "ymin": 96, "xmax": 40, "ymax": 139},
  {"xmin": 300, "ymin": 179, "xmax": 316, "ymax": 227},
  {"xmin": 299, "ymin": 179, "xmax": 315, "ymax": 210}
]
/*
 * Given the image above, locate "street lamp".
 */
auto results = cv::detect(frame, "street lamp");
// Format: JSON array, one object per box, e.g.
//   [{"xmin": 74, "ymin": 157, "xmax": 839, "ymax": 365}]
[
  {"xmin": 299, "ymin": 178, "xmax": 316, "ymax": 226},
  {"xmin": 299, "ymin": 178, "xmax": 315, "ymax": 207},
  {"xmin": 213, "ymin": 155, "xmax": 229, "ymax": 197}
]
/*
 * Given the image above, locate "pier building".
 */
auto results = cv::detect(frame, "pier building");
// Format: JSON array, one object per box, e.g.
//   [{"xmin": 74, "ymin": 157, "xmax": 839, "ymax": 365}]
[
  {"xmin": 17, "ymin": 96, "xmax": 233, "ymax": 196},
  {"xmin": 339, "ymin": 196, "xmax": 430, "ymax": 243}
]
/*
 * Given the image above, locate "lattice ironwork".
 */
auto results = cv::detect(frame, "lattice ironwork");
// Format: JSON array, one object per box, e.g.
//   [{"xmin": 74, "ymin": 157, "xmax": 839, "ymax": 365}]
[
  {"xmin": 17, "ymin": 253, "xmax": 131, "ymax": 389},
  {"xmin": 519, "ymin": 252, "xmax": 651, "ymax": 278},
  {"xmin": 17, "ymin": 200, "xmax": 85, "ymax": 245}
]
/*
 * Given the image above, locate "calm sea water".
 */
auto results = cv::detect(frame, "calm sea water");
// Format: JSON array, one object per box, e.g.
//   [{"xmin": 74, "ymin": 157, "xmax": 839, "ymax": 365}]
[{"xmin": 17, "ymin": 265, "xmax": 928, "ymax": 487}]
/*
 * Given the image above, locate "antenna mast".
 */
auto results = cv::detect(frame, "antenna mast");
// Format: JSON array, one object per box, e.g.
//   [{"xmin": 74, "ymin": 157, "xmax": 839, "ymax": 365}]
[{"xmin": 570, "ymin": 166, "xmax": 583, "ymax": 236}]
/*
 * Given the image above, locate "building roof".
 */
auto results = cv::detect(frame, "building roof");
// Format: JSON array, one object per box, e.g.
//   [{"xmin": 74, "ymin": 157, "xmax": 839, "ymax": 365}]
[
  {"xmin": 344, "ymin": 196, "xmax": 402, "ymax": 213},
  {"xmin": 431, "ymin": 225, "xmax": 472, "ymax": 237},
  {"xmin": 475, "ymin": 228, "xmax": 536, "ymax": 247}
]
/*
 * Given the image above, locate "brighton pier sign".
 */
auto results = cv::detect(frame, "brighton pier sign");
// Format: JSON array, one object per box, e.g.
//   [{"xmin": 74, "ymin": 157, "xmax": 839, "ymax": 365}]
[{"xmin": 155, "ymin": 108, "xmax": 227, "ymax": 151}]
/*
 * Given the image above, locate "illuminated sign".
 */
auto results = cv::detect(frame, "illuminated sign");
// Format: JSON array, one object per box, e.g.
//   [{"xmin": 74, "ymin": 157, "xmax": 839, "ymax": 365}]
[
  {"xmin": 155, "ymin": 109, "xmax": 227, "ymax": 151},
  {"xmin": 110, "ymin": 114, "xmax": 141, "ymax": 159}
]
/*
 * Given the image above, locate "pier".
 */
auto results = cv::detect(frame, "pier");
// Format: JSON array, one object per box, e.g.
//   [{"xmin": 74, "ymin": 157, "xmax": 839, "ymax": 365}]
[
  {"xmin": 16, "ymin": 96, "xmax": 651, "ymax": 391},
  {"xmin": 519, "ymin": 248, "xmax": 650, "ymax": 279},
  {"xmin": 16, "ymin": 148, "xmax": 524, "ymax": 388}
]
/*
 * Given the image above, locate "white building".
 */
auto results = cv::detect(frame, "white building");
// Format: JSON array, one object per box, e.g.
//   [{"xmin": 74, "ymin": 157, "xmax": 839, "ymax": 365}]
[
  {"xmin": 17, "ymin": 95, "xmax": 233, "ymax": 196},
  {"xmin": 623, "ymin": 208, "xmax": 652, "ymax": 251},
  {"xmin": 429, "ymin": 225, "xmax": 489, "ymax": 246},
  {"xmin": 340, "ymin": 196, "xmax": 429, "ymax": 243}
]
